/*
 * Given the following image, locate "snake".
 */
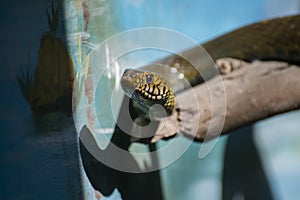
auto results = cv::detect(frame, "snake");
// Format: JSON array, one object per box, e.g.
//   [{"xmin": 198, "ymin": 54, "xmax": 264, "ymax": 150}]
[{"xmin": 120, "ymin": 14, "xmax": 300, "ymax": 134}]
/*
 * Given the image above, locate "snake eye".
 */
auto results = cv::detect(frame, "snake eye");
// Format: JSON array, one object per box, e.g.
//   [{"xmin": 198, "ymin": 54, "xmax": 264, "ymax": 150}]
[{"xmin": 146, "ymin": 74, "xmax": 154, "ymax": 84}]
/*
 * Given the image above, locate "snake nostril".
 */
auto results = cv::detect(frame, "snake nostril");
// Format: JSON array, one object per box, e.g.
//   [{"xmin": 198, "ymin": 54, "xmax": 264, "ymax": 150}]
[
  {"xmin": 123, "ymin": 69, "xmax": 129, "ymax": 73},
  {"xmin": 123, "ymin": 68, "xmax": 138, "ymax": 79},
  {"xmin": 123, "ymin": 69, "xmax": 131, "ymax": 76}
]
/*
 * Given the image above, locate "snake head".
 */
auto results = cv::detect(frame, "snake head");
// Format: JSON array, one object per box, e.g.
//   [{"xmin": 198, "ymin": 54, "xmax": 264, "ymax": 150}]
[{"xmin": 121, "ymin": 68, "xmax": 175, "ymax": 116}]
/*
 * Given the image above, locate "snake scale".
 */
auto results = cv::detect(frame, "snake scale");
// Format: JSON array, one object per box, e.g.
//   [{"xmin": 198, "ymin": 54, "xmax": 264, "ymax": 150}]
[{"xmin": 120, "ymin": 14, "xmax": 300, "ymax": 138}]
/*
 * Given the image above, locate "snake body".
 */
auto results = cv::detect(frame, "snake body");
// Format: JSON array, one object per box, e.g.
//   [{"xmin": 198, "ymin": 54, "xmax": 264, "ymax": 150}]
[{"xmin": 121, "ymin": 15, "xmax": 300, "ymax": 118}]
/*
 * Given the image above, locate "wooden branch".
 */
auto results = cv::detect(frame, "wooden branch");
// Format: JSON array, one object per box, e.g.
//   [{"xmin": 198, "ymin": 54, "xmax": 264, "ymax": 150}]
[{"xmin": 152, "ymin": 58, "xmax": 300, "ymax": 142}]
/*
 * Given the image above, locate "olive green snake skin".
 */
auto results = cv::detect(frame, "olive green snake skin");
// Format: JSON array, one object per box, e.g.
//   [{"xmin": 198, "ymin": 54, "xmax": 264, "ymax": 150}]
[{"xmin": 121, "ymin": 15, "xmax": 300, "ymax": 116}]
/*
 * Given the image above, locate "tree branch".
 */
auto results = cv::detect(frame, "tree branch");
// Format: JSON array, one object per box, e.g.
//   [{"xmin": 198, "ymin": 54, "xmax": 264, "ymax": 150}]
[{"xmin": 152, "ymin": 58, "xmax": 300, "ymax": 142}]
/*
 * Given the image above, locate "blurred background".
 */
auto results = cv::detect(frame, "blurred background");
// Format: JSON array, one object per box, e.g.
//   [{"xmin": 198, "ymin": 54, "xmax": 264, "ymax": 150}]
[{"xmin": 1, "ymin": 0, "xmax": 300, "ymax": 199}]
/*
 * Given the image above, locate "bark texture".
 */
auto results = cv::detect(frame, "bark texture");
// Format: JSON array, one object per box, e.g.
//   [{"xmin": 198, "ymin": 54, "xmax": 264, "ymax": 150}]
[{"xmin": 152, "ymin": 58, "xmax": 300, "ymax": 142}]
